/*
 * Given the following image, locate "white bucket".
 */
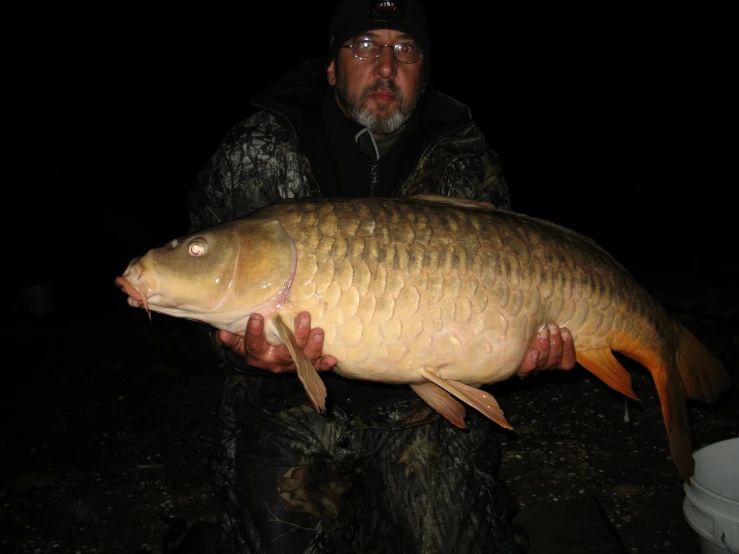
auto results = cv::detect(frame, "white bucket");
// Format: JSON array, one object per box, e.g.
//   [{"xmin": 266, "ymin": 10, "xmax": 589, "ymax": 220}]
[{"xmin": 683, "ymin": 437, "xmax": 739, "ymax": 553}]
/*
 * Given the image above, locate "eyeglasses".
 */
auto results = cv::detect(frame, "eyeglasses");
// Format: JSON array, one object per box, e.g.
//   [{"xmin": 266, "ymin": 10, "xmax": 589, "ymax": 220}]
[{"xmin": 341, "ymin": 38, "xmax": 422, "ymax": 64}]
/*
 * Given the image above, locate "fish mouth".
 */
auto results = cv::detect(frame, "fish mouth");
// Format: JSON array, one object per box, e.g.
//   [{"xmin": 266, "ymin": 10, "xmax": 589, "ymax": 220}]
[{"xmin": 115, "ymin": 275, "xmax": 151, "ymax": 316}]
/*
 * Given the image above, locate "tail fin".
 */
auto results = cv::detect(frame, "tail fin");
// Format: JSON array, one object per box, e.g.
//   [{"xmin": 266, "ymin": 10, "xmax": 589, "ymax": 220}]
[
  {"xmin": 657, "ymin": 359, "xmax": 695, "ymax": 483},
  {"xmin": 662, "ymin": 320, "xmax": 731, "ymax": 482},
  {"xmin": 575, "ymin": 347, "xmax": 694, "ymax": 480},
  {"xmin": 580, "ymin": 319, "xmax": 730, "ymax": 483},
  {"xmin": 675, "ymin": 321, "xmax": 730, "ymax": 403}
]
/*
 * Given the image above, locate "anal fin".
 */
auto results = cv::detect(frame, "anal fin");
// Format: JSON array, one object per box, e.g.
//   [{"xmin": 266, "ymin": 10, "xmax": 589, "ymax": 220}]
[
  {"xmin": 419, "ymin": 369, "xmax": 513, "ymax": 430},
  {"xmin": 274, "ymin": 314, "xmax": 327, "ymax": 413},
  {"xmin": 576, "ymin": 349, "xmax": 639, "ymax": 401},
  {"xmin": 410, "ymin": 382, "xmax": 467, "ymax": 429}
]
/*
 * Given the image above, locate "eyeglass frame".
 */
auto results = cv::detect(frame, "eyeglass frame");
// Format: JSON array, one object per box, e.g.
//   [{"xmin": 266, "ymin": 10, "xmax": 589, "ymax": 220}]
[{"xmin": 340, "ymin": 38, "xmax": 423, "ymax": 64}]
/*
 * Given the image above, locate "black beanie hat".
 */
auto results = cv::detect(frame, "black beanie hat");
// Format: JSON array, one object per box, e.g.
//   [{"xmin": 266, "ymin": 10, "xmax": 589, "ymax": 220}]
[{"xmin": 327, "ymin": 0, "xmax": 431, "ymax": 78}]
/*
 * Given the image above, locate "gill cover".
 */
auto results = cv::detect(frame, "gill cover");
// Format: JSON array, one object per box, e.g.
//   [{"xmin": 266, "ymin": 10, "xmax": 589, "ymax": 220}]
[{"xmin": 146, "ymin": 218, "xmax": 295, "ymax": 314}]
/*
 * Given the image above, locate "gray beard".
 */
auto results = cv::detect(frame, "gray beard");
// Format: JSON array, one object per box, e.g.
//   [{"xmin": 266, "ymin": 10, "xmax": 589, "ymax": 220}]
[{"xmin": 336, "ymin": 78, "xmax": 418, "ymax": 135}]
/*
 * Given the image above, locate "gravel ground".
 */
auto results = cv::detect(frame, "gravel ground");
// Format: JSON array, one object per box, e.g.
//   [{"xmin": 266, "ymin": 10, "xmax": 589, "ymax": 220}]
[{"xmin": 2, "ymin": 232, "xmax": 737, "ymax": 554}]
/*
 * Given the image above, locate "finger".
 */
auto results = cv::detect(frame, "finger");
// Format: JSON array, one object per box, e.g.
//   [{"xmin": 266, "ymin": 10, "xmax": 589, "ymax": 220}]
[
  {"xmin": 544, "ymin": 323, "xmax": 564, "ymax": 369},
  {"xmin": 216, "ymin": 330, "xmax": 246, "ymax": 358},
  {"xmin": 516, "ymin": 348, "xmax": 541, "ymax": 377},
  {"xmin": 216, "ymin": 329, "xmax": 238, "ymax": 348},
  {"xmin": 244, "ymin": 314, "xmax": 268, "ymax": 355},
  {"xmin": 302, "ymin": 327, "xmax": 326, "ymax": 361},
  {"xmin": 559, "ymin": 328, "xmax": 576, "ymax": 370},
  {"xmin": 293, "ymin": 312, "xmax": 311, "ymax": 349},
  {"xmin": 315, "ymin": 355, "xmax": 338, "ymax": 372},
  {"xmin": 533, "ymin": 325, "xmax": 550, "ymax": 369}
]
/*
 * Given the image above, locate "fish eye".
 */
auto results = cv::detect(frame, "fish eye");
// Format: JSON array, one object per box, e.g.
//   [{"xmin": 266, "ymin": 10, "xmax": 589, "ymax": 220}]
[{"xmin": 188, "ymin": 238, "xmax": 207, "ymax": 256}]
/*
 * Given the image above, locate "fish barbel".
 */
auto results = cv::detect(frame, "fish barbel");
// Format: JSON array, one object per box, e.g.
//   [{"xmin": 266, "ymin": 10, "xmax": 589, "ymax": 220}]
[{"xmin": 115, "ymin": 195, "xmax": 730, "ymax": 482}]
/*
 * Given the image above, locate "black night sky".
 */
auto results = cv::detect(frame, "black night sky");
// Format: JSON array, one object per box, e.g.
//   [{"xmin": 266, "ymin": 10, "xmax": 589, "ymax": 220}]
[{"xmin": 9, "ymin": 3, "xmax": 733, "ymax": 319}]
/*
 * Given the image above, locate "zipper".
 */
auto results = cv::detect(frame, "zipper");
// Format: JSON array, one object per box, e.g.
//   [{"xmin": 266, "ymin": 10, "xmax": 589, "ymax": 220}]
[
  {"xmin": 367, "ymin": 128, "xmax": 408, "ymax": 198},
  {"xmin": 259, "ymin": 104, "xmax": 477, "ymax": 200},
  {"xmin": 370, "ymin": 164, "xmax": 379, "ymax": 197}
]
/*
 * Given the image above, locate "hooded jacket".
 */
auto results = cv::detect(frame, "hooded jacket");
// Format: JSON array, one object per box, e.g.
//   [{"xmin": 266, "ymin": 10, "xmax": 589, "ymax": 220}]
[{"xmin": 188, "ymin": 58, "xmax": 511, "ymax": 413}]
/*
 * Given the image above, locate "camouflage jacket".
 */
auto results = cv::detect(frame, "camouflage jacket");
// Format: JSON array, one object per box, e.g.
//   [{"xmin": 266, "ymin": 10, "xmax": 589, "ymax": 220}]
[
  {"xmin": 187, "ymin": 58, "xmax": 511, "ymax": 413},
  {"xmin": 188, "ymin": 58, "xmax": 510, "ymax": 231}
]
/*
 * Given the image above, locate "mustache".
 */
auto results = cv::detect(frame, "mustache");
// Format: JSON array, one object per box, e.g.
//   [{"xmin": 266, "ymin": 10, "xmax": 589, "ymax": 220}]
[{"xmin": 364, "ymin": 80, "xmax": 403, "ymax": 98}]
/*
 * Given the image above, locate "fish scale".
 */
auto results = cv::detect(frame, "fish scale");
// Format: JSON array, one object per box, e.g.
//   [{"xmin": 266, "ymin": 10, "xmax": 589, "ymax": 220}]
[
  {"xmin": 252, "ymin": 199, "xmax": 621, "ymax": 382},
  {"xmin": 115, "ymin": 195, "xmax": 730, "ymax": 483}
]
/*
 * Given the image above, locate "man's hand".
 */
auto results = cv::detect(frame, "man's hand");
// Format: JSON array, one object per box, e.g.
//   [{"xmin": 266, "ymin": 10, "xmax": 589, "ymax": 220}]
[
  {"xmin": 516, "ymin": 323, "xmax": 576, "ymax": 377},
  {"xmin": 216, "ymin": 312, "xmax": 337, "ymax": 374}
]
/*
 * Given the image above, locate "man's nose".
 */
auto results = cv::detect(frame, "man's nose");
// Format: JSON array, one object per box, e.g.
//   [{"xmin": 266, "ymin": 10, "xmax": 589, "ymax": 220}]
[{"xmin": 374, "ymin": 45, "xmax": 397, "ymax": 79}]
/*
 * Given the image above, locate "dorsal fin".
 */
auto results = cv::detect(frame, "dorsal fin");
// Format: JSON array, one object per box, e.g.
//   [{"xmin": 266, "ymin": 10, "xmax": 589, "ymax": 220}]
[
  {"xmin": 406, "ymin": 194, "xmax": 496, "ymax": 211},
  {"xmin": 405, "ymin": 194, "xmax": 627, "ymax": 273}
]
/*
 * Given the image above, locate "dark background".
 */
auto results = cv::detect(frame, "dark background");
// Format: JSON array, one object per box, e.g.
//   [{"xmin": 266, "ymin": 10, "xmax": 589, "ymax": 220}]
[
  {"xmin": 9, "ymin": 3, "xmax": 733, "ymax": 319},
  {"xmin": 4, "ymin": 6, "xmax": 736, "ymax": 552}
]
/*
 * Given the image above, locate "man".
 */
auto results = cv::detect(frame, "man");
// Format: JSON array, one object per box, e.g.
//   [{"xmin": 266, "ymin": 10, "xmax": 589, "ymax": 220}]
[{"xmin": 187, "ymin": 1, "xmax": 575, "ymax": 552}]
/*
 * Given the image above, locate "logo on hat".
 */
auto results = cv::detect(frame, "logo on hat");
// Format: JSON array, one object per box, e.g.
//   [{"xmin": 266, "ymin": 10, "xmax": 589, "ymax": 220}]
[{"xmin": 368, "ymin": 0, "xmax": 405, "ymax": 21}]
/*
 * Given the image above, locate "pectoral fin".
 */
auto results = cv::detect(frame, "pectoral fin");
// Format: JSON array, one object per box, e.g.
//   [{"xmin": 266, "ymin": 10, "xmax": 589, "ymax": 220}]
[
  {"xmin": 410, "ymin": 382, "xmax": 467, "ymax": 429},
  {"xmin": 274, "ymin": 315, "xmax": 327, "ymax": 413},
  {"xmin": 419, "ymin": 369, "xmax": 513, "ymax": 430}
]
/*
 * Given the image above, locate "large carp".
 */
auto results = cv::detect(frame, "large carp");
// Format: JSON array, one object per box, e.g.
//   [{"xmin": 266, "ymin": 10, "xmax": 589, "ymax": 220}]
[{"xmin": 115, "ymin": 195, "xmax": 730, "ymax": 482}]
